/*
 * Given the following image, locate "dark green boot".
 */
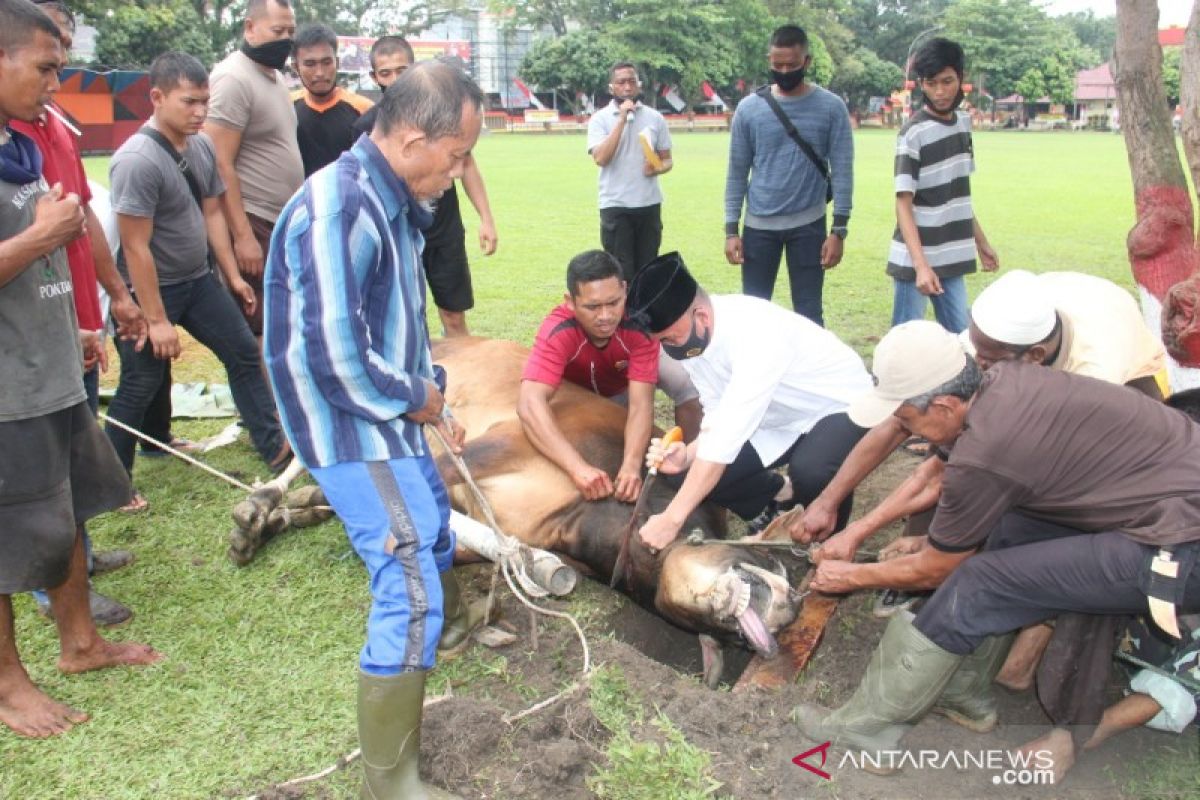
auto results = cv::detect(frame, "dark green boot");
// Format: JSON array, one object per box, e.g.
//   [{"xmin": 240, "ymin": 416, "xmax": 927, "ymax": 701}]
[
  {"xmin": 793, "ymin": 611, "xmax": 961, "ymax": 771},
  {"xmin": 358, "ymin": 670, "xmax": 462, "ymax": 800},
  {"xmin": 438, "ymin": 569, "xmax": 487, "ymax": 656},
  {"xmin": 931, "ymin": 633, "xmax": 1015, "ymax": 733}
]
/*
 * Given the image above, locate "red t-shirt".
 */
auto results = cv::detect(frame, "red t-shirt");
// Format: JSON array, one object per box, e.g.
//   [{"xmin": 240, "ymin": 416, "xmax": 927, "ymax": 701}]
[
  {"xmin": 522, "ymin": 303, "xmax": 659, "ymax": 397},
  {"xmin": 11, "ymin": 106, "xmax": 102, "ymax": 330}
]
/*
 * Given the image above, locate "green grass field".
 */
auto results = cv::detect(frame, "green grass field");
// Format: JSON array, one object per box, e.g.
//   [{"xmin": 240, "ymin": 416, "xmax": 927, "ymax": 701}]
[{"xmin": 1, "ymin": 130, "xmax": 1157, "ymax": 800}]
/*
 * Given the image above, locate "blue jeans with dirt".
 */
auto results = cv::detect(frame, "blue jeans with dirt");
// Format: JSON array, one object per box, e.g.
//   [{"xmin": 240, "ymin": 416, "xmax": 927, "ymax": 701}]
[
  {"xmin": 891, "ymin": 275, "xmax": 969, "ymax": 333},
  {"xmin": 312, "ymin": 450, "xmax": 455, "ymax": 675}
]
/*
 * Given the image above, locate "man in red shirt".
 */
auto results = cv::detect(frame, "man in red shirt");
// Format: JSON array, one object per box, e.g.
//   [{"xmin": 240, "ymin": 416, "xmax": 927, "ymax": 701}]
[
  {"xmin": 13, "ymin": 1, "xmax": 148, "ymax": 626},
  {"xmin": 518, "ymin": 249, "xmax": 700, "ymax": 501}
]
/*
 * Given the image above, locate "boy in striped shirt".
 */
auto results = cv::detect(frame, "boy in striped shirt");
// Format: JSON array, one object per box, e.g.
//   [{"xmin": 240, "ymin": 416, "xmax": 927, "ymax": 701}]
[{"xmin": 888, "ymin": 38, "xmax": 999, "ymax": 333}]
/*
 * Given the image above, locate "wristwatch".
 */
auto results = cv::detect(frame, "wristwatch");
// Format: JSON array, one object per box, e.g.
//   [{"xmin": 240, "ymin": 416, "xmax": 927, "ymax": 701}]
[{"xmin": 830, "ymin": 226, "xmax": 848, "ymax": 240}]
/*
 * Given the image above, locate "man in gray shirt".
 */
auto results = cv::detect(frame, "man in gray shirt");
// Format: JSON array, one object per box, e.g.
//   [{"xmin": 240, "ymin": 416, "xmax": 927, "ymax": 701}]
[
  {"xmin": 105, "ymin": 52, "xmax": 289, "ymax": 487},
  {"xmin": 587, "ymin": 61, "xmax": 673, "ymax": 281},
  {"xmin": 724, "ymin": 25, "xmax": 853, "ymax": 326}
]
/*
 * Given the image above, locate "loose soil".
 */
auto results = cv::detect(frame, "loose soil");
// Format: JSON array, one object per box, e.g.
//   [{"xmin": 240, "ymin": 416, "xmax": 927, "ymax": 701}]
[{"xmin": 263, "ymin": 450, "xmax": 1199, "ymax": 799}]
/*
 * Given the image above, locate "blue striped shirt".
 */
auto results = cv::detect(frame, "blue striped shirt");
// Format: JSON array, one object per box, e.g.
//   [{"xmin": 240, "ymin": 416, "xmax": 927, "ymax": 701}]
[{"xmin": 263, "ymin": 135, "xmax": 436, "ymax": 468}]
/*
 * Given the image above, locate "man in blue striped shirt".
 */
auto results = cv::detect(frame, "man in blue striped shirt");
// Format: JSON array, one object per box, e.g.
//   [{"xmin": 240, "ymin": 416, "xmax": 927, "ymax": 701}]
[{"xmin": 263, "ymin": 60, "xmax": 478, "ymax": 800}]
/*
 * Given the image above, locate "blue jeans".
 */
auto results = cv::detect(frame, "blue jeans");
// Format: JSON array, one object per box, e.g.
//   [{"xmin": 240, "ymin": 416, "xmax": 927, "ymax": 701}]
[
  {"xmin": 741, "ymin": 220, "xmax": 826, "ymax": 326},
  {"xmin": 105, "ymin": 271, "xmax": 284, "ymax": 473},
  {"xmin": 312, "ymin": 451, "xmax": 455, "ymax": 675},
  {"xmin": 891, "ymin": 275, "xmax": 969, "ymax": 333}
]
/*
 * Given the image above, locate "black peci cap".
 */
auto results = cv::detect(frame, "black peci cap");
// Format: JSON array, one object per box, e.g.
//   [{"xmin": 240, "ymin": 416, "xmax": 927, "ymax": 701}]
[{"xmin": 626, "ymin": 252, "xmax": 699, "ymax": 333}]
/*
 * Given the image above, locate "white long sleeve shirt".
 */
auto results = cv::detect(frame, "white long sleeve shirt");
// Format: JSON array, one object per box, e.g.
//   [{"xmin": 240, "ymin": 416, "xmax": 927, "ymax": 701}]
[{"xmin": 681, "ymin": 295, "xmax": 872, "ymax": 465}]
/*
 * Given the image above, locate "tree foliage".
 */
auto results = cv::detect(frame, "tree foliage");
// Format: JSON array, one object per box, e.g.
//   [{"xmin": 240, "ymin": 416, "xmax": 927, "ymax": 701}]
[
  {"xmin": 519, "ymin": 29, "xmax": 622, "ymax": 111},
  {"xmin": 830, "ymin": 46, "xmax": 904, "ymax": 112},
  {"xmin": 93, "ymin": 0, "xmax": 217, "ymax": 68}
]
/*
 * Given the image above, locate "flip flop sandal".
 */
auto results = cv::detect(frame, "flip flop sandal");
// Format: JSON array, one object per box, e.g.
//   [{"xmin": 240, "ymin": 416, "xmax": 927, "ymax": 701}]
[{"xmin": 119, "ymin": 490, "xmax": 149, "ymax": 514}]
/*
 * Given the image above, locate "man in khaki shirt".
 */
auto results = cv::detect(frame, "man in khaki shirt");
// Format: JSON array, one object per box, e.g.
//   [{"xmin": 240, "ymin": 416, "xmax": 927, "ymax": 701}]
[{"xmin": 205, "ymin": 0, "xmax": 303, "ymax": 338}]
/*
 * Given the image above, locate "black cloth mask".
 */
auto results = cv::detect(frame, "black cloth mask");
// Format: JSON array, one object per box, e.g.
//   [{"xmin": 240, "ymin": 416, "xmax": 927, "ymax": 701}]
[
  {"xmin": 241, "ymin": 38, "xmax": 292, "ymax": 70},
  {"xmin": 922, "ymin": 86, "xmax": 965, "ymax": 114},
  {"xmin": 770, "ymin": 68, "xmax": 806, "ymax": 93},
  {"xmin": 661, "ymin": 314, "xmax": 711, "ymax": 360}
]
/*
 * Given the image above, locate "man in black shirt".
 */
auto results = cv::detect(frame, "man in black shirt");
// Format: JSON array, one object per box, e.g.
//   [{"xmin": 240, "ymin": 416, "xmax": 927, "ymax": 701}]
[
  {"xmin": 353, "ymin": 35, "xmax": 497, "ymax": 337},
  {"xmin": 291, "ymin": 23, "xmax": 372, "ymax": 176}
]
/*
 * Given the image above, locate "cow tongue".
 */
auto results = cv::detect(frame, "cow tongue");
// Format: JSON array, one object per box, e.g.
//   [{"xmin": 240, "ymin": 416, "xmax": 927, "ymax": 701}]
[{"xmin": 735, "ymin": 606, "xmax": 778, "ymax": 658}]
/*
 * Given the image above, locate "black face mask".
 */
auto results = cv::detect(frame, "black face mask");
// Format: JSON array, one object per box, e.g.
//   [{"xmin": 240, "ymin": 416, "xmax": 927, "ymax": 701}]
[
  {"xmin": 770, "ymin": 67, "xmax": 806, "ymax": 93},
  {"xmin": 241, "ymin": 38, "xmax": 292, "ymax": 70},
  {"xmin": 661, "ymin": 314, "xmax": 711, "ymax": 360}
]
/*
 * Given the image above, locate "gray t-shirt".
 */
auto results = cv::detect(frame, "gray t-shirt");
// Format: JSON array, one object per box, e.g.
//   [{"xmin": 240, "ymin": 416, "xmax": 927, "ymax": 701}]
[
  {"xmin": 109, "ymin": 131, "xmax": 223, "ymax": 286},
  {"xmin": 586, "ymin": 101, "xmax": 671, "ymax": 210},
  {"xmin": 0, "ymin": 172, "xmax": 84, "ymax": 421}
]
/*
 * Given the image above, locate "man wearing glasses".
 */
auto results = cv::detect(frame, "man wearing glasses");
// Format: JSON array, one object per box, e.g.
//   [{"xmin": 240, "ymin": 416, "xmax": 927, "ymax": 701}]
[{"xmin": 587, "ymin": 61, "xmax": 673, "ymax": 281}]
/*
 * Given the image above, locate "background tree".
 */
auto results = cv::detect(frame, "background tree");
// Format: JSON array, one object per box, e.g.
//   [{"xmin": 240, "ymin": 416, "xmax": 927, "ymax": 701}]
[
  {"xmin": 487, "ymin": 0, "xmax": 618, "ymax": 37},
  {"xmin": 519, "ymin": 29, "xmax": 621, "ymax": 113},
  {"xmin": 1112, "ymin": 0, "xmax": 1199, "ymax": 381},
  {"xmin": 93, "ymin": 0, "xmax": 216, "ymax": 68},
  {"xmin": 1057, "ymin": 9, "xmax": 1117, "ymax": 63},
  {"xmin": 830, "ymin": 45, "xmax": 903, "ymax": 113}
]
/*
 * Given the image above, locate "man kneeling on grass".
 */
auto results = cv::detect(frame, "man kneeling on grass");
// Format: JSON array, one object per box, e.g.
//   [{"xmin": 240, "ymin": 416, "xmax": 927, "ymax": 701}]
[
  {"xmin": 793, "ymin": 321, "xmax": 1200, "ymax": 780},
  {"xmin": 0, "ymin": 0, "xmax": 160, "ymax": 739}
]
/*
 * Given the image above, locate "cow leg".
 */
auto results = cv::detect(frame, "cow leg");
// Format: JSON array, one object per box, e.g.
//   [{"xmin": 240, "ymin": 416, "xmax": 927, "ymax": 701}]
[{"xmin": 699, "ymin": 634, "xmax": 725, "ymax": 688}]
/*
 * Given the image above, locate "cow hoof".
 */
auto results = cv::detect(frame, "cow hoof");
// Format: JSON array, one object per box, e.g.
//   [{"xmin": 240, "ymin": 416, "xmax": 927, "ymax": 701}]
[
  {"xmin": 285, "ymin": 485, "xmax": 326, "ymax": 509},
  {"xmin": 227, "ymin": 508, "xmax": 291, "ymax": 566},
  {"xmin": 231, "ymin": 486, "xmax": 284, "ymax": 536},
  {"xmin": 288, "ymin": 506, "xmax": 333, "ymax": 528}
]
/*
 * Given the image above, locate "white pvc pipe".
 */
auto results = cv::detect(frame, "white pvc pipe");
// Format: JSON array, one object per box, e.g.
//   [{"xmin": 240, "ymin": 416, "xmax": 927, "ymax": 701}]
[{"xmin": 451, "ymin": 510, "xmax": 577, "ymax": 597}]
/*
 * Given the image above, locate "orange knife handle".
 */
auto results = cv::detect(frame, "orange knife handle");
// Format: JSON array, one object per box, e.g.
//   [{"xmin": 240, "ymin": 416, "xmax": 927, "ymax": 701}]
[{"xmin": 649, "ymin": 426, "xmax": 684, "ymax": 476}]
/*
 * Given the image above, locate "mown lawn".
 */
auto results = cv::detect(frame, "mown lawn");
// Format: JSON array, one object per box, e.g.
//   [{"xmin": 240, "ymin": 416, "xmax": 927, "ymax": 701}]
[{"xmin": 1, "ymin": 129, "xmax": 1162, "ymax": 800}]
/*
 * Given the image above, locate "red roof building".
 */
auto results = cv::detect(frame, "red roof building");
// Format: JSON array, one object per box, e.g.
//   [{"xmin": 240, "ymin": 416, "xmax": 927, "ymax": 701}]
[{"xmin": 1159, "ymin": 27, "xmax": 1186, "ymax": 48}]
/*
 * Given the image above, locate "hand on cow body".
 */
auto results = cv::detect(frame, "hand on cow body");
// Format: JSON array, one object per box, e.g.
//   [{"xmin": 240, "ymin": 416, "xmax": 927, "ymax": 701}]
[
  {"xmin": 787, "ymin": 498, "xmax": 838, "ymax": 544},
  {"xmin": 639, "ymin": 511, "xmax": 682, "ymax": 551},
  {"xmin": 809, "ymin": 559, "xmax": 864, "ymax": 594},
  {"xmin": 810, "ymin": 530, "xmax": 859, "ymax": 564},
  {"xmin": 572, "ymin": 463, "xmax": 614, "ymax": 501},
  {"xmin": 613, "ymin": 465, "xmax": 642, "ymax": 503}
]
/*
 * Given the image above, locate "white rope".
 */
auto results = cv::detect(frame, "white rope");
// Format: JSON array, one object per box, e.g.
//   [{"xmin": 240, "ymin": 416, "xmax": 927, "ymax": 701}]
[
  {"xmin": 99, "ymin": 412, "xmax": 255, "ymax": 493},
  {"xmin": 428, "ymin": 425, "xmax": 595, "ymax": 724}
]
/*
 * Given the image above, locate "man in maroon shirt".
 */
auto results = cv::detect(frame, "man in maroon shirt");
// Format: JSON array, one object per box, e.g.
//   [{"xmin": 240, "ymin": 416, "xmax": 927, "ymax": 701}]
[{"xmin": 518, "ymin": 249, "xmax": 700, "ymax": 501}]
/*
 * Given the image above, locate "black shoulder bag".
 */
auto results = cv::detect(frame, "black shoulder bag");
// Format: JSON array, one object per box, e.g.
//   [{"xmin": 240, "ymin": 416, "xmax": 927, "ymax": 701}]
[
  {"xmin": 755, "ymin": 85, "xmax": 833, "ymax": 203},
  {"xmin": 138, "ymin": 125, "xmax": 203, "ymax": 208}
]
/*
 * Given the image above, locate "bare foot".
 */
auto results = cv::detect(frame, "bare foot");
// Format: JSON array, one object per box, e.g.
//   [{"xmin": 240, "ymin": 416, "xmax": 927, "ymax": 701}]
[
  {"xmin": 0, "ymin": 675, "xmax": 89, "ymax": 737},
  {"xmin": 58, "ymin": 639, "xmax": 163, "ymax": 675},
  {"xmin": 1013, "ymin": 727, "xmax": 1075, "ymax": 785}
]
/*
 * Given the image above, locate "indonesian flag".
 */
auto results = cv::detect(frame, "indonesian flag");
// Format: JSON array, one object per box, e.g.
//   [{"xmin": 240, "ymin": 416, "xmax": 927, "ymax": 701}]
[
  {"xmin": 701, "ymin": 81, "xmax": 726, "ymax": 110},
  {"xmin": 659, "ymin": 84, "xmax": 686, "ymax": 112},
  {"xmin": 513, "ymin": 77, "xmax": 545, "ymax": 110}
]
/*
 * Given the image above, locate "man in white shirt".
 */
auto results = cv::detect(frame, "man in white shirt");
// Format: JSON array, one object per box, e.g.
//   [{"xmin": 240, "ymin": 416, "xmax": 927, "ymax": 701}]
[
  {"xmin": 627, "ymin": 252, "xmax": 872, "ymax": 549},
  {"xmin": 587, "ymin": 62, "xmax": 673, "ymax": 281}
]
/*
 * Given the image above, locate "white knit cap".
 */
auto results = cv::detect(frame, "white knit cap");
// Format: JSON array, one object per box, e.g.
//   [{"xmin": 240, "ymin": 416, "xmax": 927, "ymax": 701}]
[{"xmin": 970, "ymin": 270, "xmax": 1055, "ymax": 346}]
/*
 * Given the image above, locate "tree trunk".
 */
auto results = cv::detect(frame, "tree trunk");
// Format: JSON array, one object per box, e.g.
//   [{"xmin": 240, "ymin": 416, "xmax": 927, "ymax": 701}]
[
  {"xmin": 1178, "ymin": 1, "xmax": 1200, "ymax": 203},
  {"xmin": 1114, "ymin": 0, "xmax": 1200, "ymax": 379}
]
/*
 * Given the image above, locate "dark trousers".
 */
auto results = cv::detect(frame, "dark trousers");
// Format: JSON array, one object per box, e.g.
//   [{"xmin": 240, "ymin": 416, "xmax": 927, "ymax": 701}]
[
  {"xmin": 106, "ymin": 271, "xmax": 283, "ymax": 473},
  {"xmin": 741, "ymin": 220, "xmax": 826, "ymax": 326},
  {"xmin": 669, "ymin": 412, "xmax": 866, "ymax": 522},
  {"xmin": 915, "ymin": 512, "xmax": 1200, "ymax": 655},
  {"xmin": 600, "ymin": 203, "xmax": 662, "ymax": 281}
]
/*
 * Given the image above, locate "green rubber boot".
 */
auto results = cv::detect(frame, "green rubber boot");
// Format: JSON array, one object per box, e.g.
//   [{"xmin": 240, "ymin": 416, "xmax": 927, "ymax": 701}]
[
  {"xmin": 358, "ymin": 670, "xmax": 462, "ymax": 800},
  {"xmin": 438, "ymin": 569, "xmax": 487, "ymax": 656},
  {"xmin": 931, "ymin": 633, "xmax": 1015, "ymax": 733},
  {"xmin": 793, "ymin": 611, "xmax": 962, "ymax": 772}
]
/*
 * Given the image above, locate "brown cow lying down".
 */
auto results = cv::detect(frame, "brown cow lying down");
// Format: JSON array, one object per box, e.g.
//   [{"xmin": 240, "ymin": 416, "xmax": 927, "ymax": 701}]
[{"xmin": 432, "ymin": 336, "xmax": 804, "ymax": 670}]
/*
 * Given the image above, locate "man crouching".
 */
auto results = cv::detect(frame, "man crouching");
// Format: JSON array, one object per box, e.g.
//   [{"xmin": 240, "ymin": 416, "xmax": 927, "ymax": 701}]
[{"xmin": 0, "ymin": 0, "xmax": 161, "ymax": 739}]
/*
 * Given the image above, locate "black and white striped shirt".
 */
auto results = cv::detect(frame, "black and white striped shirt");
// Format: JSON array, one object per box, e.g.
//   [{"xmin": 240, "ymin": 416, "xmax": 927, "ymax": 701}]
[{"xmin": 886, "ymin": 109, "xmax": 977, "ymax": 281}]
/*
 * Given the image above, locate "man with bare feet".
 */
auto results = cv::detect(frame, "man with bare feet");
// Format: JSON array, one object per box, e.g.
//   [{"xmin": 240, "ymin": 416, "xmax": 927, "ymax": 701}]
[{"xmin": 0, "ymin": 0, "xmax": 160, "ymax": 739}]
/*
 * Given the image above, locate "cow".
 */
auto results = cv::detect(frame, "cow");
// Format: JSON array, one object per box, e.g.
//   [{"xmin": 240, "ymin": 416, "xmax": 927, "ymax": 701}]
[{"xmin": 432, "ymin": 337, "xmax": 804, "ymax": 677}]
